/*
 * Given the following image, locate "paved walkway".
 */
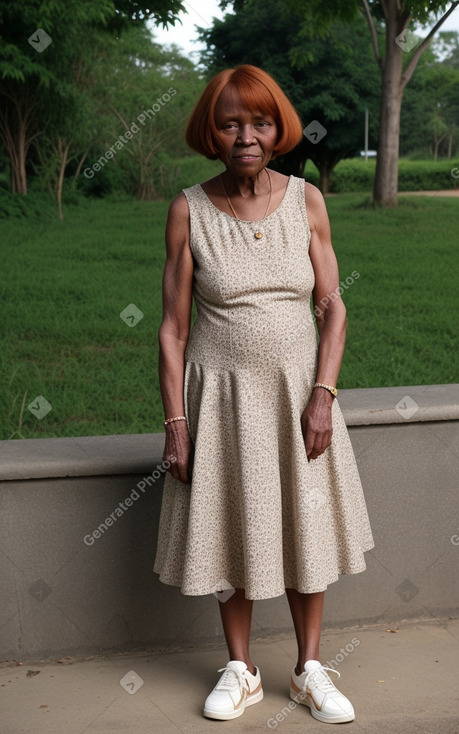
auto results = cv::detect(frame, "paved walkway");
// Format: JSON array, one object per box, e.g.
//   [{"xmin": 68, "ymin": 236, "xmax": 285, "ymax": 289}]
[
  {"xmin": 1, "ymin": 619, "xmax": 458, "ymax": 733},
  {"xmin": 399, "ymin": 189, "xmax": 459, "ymax": 197}
]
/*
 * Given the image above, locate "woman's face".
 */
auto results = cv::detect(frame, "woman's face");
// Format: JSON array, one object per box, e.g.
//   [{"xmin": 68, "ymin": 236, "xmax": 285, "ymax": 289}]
[{"xmin": 214, "ymin": 84, "xmax": 278, "ymax": 176}]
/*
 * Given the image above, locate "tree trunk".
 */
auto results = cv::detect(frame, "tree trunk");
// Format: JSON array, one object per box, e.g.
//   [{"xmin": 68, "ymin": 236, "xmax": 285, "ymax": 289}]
[
  {"xmin": 15, "ymin": 120, "xmax": 27, "ymax": 194},
  {"xmin": 0, "ymin": 90, "xmax": 36, "ymax": 195},
  {"xmin": 447, "ymin": 127, "xmax": 454, "ymax": 159},
  {"xmin": 135, "ymin": 181, "xmax": 156, "ymax": 200},
  {"xmin": 318, "ymin": 164, "xmax": 330, "ymax": 195},
  {"xmin": 371, "ymin": 0, "xmax": 459, "ymax": 206},
  {"xmin": 74, "ymin": 149, "xmax": 89, "ymax": 183},
  {"xmin": 4, "ymin": 118, "xmax": 28, "ymax": 194},
  {"xmin": 269, "ymin": 145, "xmax": 308, "ymax": 177},
  {"xmin": 56, "ymin": 139, "xmax": 70, "ymax": 222},
  {"xmin": 373, "ymin": 9, "xmax": 404, "ymax": 207}
]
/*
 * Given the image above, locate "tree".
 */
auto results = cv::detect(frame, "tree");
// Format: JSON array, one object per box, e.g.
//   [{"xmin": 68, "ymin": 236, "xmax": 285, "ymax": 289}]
[
  {"xmin": 0, "ymin": 0, "xmax": 115, "ymax": 194},
  {"xmin": 33, "ymin": 80, "xmax": 99, "ymax": 219},
  {"xmin": 199, "ymin": 1, "xmax": 380, "ymax": 190},
  {"xmin": 221, "ymin": 0, "xmax": 459, "ymax": 206},
  {"xmin": 0, "ymin": 0, "xmax": 187, "ymax": 194},
  {"xmin": 400, "ymin": 34, "xmax": 459, "ymax": 158},
  {"xmin": 360, "ymin": 0, "xmax": 458, "ymax": 204},
  {"xmin": 87, "ymin": 26, "xmax": 203, "ymax": 200}
]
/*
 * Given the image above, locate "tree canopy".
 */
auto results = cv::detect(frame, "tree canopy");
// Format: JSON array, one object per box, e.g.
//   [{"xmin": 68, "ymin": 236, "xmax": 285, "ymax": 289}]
[
  {"xmin": 218, "ymin": 0, "xmax": 459, "ymax": 205},
  {"xmin": 199, "ymin": 1, "xmax": 381, "ymax": 190},
  {"xmin": 0, "ymin": 0, "xmax": 189, "ymax": 196}
]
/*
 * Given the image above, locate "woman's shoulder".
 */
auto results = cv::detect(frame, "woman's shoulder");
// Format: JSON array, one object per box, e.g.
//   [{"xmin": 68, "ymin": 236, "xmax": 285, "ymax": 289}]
[
  {"xmin": 168, "ymin": 191, "xmax": 190, "ymax": 222},
  {"xmin": 302, "ymin": 181, "xmax": 326, "ymax": 220},
  {"xmin": 180, "ymin": 182, "xmax": 203, "ymax": 201},
  {"xmin": 286, "ymin": 176, "xmax": 322, "ymax": 200},
  {"xmin": 170, "ymin": 182, "xmax": 205, "ymax": 216},
  {"xmin": 303, "ymin": 181, "xmax": 323, "ymax": 200},
  {"xmin": 302, "ymin": 183, "xmax": 330, "ymax": 234}
]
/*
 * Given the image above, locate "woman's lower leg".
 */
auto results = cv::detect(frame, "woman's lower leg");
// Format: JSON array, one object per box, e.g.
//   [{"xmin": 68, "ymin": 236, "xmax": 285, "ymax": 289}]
[
  {"xmin": 218, "ymin": 587, "xmax": 256, "ymax": 674},
  {"xmin": 285, "ymin": 588, "xmax": 325, "ymax": 675}
]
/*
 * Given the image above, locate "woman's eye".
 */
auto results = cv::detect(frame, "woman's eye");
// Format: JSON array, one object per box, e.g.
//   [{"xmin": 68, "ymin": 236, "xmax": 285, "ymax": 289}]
[{"xmin": 220, "ymin": 120, "xmax": 273, "ymax": 132}]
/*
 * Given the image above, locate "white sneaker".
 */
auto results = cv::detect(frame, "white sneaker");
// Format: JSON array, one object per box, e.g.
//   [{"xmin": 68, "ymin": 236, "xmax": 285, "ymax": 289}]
[
  {"xmin": 203, "ymin": 660, "xmax": 263, "ymax": 720},
  {"xmin": 290, "ymin": 660, "xmax": 355, "ymax": 724}
]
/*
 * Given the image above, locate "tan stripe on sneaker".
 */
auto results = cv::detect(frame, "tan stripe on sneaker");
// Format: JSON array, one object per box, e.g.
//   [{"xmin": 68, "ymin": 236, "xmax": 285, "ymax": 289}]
[{"xmin": 235, "ymin": 688, "xmax": 247, "ymax": 710}]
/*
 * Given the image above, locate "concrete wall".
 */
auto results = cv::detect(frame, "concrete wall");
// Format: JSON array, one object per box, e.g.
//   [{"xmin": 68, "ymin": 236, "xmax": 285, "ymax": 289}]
[{"xmin": 0, "ymin": 384, "xmax": 458, "ymax": 661}]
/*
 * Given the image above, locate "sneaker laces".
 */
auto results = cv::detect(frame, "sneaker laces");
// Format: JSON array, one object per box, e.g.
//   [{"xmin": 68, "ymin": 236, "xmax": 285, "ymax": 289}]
[
  {"xmin": 304, "ymin": 665, "xmax": 340, "ymax": 694},
  {"xmin": 216, "ymin": 666, "xmax": 248, "ymax": 691}
]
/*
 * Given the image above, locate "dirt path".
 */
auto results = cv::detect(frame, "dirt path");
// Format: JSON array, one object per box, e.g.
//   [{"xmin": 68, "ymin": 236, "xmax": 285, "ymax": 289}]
[
  {"xmin": 399, "ymin": 189, "xmax": 459, "ymax": 197},
  {"xmin": 325, "ymin": 189, "xmax": 458, "ymax": 198}
]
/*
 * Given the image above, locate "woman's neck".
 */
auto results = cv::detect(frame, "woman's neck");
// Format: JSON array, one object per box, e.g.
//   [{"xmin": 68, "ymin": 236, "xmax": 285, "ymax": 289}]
[{"xmin": 221, "ymin": 167, "xmax": 270, "ymax": 199}]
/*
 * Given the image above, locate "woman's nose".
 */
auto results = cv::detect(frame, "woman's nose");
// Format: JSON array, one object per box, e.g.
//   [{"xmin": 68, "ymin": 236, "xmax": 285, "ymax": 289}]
[{"xmin": 237, "ymin": 124, "xmax": 255, "ymax": 144}]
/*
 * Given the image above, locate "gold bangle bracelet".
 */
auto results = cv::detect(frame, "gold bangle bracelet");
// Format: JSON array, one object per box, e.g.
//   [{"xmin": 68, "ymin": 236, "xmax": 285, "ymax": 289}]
[
  {"xmin": 164, "ymin": 415, "xmax": 187, "ymax": 426},
  {"xmin": 313, "ymin": 382, "xmax": 338, "ymax": 398}
]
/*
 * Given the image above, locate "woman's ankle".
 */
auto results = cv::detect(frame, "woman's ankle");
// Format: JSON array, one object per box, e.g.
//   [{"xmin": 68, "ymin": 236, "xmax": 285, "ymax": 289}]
[{"xmin": 228, "ymin": 656, "xmax": 256, "ymax": 675}]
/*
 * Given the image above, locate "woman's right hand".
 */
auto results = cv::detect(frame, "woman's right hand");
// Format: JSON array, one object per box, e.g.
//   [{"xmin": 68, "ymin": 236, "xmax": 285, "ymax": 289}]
[{"xmin": 163, "ymin": 420, "xmax": 193, "ymax": 484}]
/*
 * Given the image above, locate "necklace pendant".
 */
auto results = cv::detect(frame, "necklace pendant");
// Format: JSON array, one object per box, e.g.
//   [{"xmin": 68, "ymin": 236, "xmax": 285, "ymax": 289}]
[{"xmin": 254, "ymin": 232, "xmax": 263, "ymax": 239}]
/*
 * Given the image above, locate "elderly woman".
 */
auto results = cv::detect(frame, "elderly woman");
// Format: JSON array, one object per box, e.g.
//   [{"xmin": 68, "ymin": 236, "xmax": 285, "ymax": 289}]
[{"xmin": 154, "ymin": 65, "xmax": 374, "ymax": 724}]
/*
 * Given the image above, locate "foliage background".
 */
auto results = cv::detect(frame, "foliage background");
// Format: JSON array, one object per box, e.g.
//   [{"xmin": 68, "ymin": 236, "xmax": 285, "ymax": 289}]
[{"xmin": 1, "ymin": 0, "xmax": 458, "ymax": 438}]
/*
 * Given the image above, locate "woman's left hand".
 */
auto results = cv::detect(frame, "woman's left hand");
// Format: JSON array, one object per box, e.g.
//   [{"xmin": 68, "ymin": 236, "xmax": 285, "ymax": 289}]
[{"xmin": 300, "ymin": 388, "xmax": 334, "ymax": 462}]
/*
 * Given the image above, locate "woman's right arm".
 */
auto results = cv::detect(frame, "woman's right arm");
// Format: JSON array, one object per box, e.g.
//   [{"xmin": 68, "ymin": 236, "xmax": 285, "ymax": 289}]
[{"xmin": 158, "ymin": 193, "xmax": 194, "ymax": 483}]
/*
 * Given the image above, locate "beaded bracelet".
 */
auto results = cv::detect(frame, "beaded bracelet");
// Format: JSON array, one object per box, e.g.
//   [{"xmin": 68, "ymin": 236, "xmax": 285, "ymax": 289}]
[
  {"xmin": 313, "ymin": 382, "xmax": 338, "ymax": 398},
  {"xmin": 164, "ymin": 415, "xmax": 187, "ymax": 426}
]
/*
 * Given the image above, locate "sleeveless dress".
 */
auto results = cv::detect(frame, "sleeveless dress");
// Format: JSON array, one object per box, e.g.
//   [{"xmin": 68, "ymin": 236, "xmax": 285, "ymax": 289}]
[{"xmin": 153, "ymin": 175, "xmax": 374, "ymax": 600}]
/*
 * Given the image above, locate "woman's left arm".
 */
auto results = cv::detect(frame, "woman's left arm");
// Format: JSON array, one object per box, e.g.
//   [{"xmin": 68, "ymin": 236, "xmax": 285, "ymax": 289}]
[{"xmin": 301, "ymin": 183, "xmax": 347, "ymax": 462}]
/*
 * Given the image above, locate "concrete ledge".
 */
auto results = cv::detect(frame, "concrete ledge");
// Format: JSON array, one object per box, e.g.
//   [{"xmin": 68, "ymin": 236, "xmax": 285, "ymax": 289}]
[
  {"xmin": 338, "ymin": 383, "xmax": 459, "ymax": 425},
  {"xmin": 0, "ymin": 385, "xmax": 458, "ymax": 661},
  {"xmin": 1, "ymin": 384, "xmax": 457, "ymax": 480},
  {"xmin": 0, "ymin": 433, "xmax": 165, "ymax": 481}
]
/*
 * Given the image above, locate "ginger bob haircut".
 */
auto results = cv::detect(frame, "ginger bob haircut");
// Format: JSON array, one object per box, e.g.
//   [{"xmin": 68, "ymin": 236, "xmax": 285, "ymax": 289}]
[{"xmin": 185, "ymin": 65, "xmax": 303, "ymax": 160}]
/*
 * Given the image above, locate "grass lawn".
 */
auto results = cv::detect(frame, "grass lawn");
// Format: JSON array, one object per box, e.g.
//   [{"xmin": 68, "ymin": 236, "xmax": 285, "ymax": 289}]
[{"xmin": 1, "ymin": 191, "xmax": 457, "ymax": 440}]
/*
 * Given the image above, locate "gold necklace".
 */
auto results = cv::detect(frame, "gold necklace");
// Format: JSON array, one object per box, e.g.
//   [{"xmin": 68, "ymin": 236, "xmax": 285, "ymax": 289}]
[{"xmin": 220, "ymin": 168, "xmax": 272, "ymax": 240}]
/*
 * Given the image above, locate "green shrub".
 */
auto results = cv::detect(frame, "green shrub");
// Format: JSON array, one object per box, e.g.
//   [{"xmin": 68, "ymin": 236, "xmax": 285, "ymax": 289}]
[
  {"xmin": 398, "ymin": 159, "xmax": 459, "ymax": 191},
  {"xmin": 304, "ymin": 157, "xmax": 459, "ymax": 193},
  {"xmin": 303, "ymin": 164, "xmax": 319, "ymax": 187},
  {"xmin": 0, "ymin": 189, "xmax": 55, "ymax": 219},
  {"xmin": 329, "ymin": 159, "xmax": 376, "ymax": 193},
  {"xmin": 0, "ymin": 170, "xmax": 10, "ymax": 191},
  {"xmin": 77, "ymin": 160, "xmax": 127, "ymax": 198},
  {"xmin": 162, "ymin": 155, "xmax": 225, "ymax": 196}
]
